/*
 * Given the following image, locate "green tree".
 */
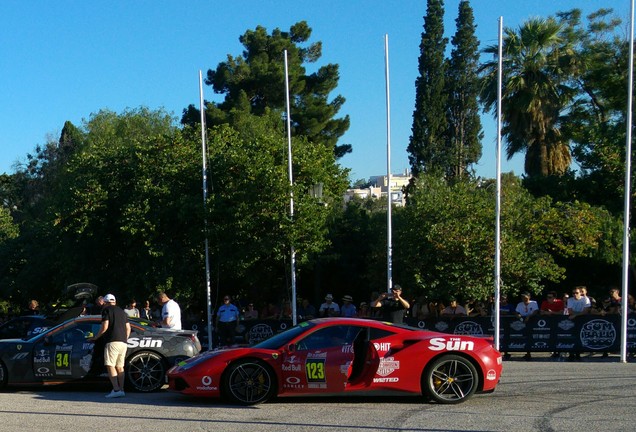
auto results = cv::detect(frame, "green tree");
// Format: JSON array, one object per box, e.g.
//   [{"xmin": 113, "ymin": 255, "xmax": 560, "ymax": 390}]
[
  {"xmin": 559, "ymin": 8, "xmax": 628, "ymax": 213},
  {"xmin": 408, "ymin": 0, "xmax": 448, "ymax": 177},
  {"xmin": 480, "ymin": 17, "xmax": 577, "ymax": 177},
  {"xmin": 0, "ymin": 206, "xmax": 18, "ymax": 246},
  {"xmin": 394, "ymin": 174, "xmax": 620, "ymax": 301},
  {"xmin": 446, "ymin": 0, "xmax": 483, "ymax": 180},
  {"xmin": 48, "ymin": 108, "xmax": 204, "ymax": 304},
  {"xmin": 182, "ymin": 21, "xmax": 351, "ymax": 158},
  {"xmin": 0, "ymin": 121, "xmax": 87, "ymax": 304},
  {"xmin": 204, "ymin": 109, "xmax": 349, "ymax": 301}
]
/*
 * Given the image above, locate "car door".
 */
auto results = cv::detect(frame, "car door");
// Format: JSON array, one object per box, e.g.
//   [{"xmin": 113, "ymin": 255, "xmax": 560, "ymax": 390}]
[
  {"xmin": 281, "ymin": 324, "xmax": 361, "ymax": 395},
  {"xmin": 346, "ymin": 326, "xmax": 380, "ymax": 387},
  {"xmin": 32, "ymin": 321, "xmax": 101, "ymax": 381}
]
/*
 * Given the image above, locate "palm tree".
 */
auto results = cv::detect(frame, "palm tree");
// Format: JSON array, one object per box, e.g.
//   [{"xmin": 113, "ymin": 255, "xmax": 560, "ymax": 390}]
[{"xmin": 480, "ymin": 17, "xmax": 577, "ymax": 177}]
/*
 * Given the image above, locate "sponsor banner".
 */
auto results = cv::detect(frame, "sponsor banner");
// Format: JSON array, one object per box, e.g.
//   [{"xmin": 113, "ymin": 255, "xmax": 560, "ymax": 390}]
[{"xmin": 403, "ymin": 315, "xmax": 635, "ymax": 352}]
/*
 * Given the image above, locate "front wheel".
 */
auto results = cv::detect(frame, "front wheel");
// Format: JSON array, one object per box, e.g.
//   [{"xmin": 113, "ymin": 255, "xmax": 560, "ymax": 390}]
[
  {"xmin": 422, "ymin": 354, "xmax": 478, "ymax": 404},
  {"xmin": 126, "ymin": 351, "xmax": 166, "ymax": 392},
  {"xmin": 222, "ymin": 359, "xmax": 276, "ymax": 405}
]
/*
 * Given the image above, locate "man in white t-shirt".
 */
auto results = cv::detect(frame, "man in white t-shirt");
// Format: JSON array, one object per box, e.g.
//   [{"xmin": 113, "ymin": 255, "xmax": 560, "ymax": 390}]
[
  {"xmin": 567, "ymin": 286, "xmax": 591, "ymax": 319},
  {"xmin": 566, "ymin": 286, "xmax": 591, "ymax": 361},
  {"xmin": 157, "ymin": 292, "xmax": 182, "ymax": 330},
  {"xmin": 319, "ymin": 294, "xmax": 340, "ymax": 317},
  {"xmin": 515, "ymin": 292, "xmax": 539, "ymax": 321},
  {"xmin": 515, "ymin": 292, "xmax": 539, "ymax": 361}
]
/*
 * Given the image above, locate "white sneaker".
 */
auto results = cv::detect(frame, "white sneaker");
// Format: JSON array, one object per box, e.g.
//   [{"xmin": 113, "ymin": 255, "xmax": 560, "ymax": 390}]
[{"xmin": 105, "ymin": 390, "xmax": 125, "ymax": 398}]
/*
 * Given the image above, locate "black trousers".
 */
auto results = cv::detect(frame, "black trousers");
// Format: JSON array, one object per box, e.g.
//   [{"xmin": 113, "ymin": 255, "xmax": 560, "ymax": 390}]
[{"xmin": 218, "ymin": 321, "xmax": 237, "ymax": 346}]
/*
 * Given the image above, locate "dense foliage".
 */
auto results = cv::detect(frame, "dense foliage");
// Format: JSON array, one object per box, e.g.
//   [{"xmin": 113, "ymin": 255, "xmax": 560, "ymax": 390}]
[{"xmin": 0, "ymin": 6, "xmax": 629, "ymax": 315}]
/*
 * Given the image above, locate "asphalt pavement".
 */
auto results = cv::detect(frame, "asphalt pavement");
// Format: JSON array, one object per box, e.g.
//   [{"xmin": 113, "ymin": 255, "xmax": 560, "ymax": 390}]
[{"xmin": 0, "ymin": 355, "xmax": 634, "ymax": 431}]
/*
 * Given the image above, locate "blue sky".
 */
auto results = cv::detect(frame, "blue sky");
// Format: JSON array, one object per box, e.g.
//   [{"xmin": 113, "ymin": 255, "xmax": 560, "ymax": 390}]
[{"xmin": 0, "ymin": 0, "xmax": 627, "ymax": 182}]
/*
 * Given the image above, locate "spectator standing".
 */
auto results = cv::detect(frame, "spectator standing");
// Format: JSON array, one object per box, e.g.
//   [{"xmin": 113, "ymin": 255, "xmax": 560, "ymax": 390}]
[
  {"xmin": 516, "ymin": 292, "xmax": 539, "ymax": 361},
  {"xmin": 278, "ymin": 300, "xmax": 293, "ymax": 320},
  {"xmin": 140, "ymin": 300, "xmax": 152, "ymax": 320},
  {"xmin": 497, "ymin": 294, "xmax": 516, "ymax": 360},
  {"xmin": 566, "ymin": 287, "xmax": 591, "ymax": 361},
  {"xmin": 357, "ymin": 302, "xmax": 371, "ymax": 318},
  {"xmin": 567, "ymin": 287, "xmax": 591, "ymax": 319},
  {"xmin": 428, "ymin": 299, "xmax": 445, "ymax": 319},
  {"xmin": 372, "ymin": 285, "xmax": 410, "ymax": 324},
  {"xmin": 580, "ymin": 286, "xmax": 596, "ymax": 308},
  {"xmin": 540, "ymin": 291, "xmax": 564, "ymax": 358},
  {"xmin": 594, "ymin": 296, "xmax": 614, "ymax": 316},
  {"xmin": 609, "ymin": 287, "xmax": 622, "ymax": 312},
  {"xmin": 261, "ymin": 301, "xmax": 280, "ymax": 319},
  {"xmin": 24, "ymin": 300, "xmax": 40, "ymax": 315},
  {"xmin": 90, "ymin": 296, "xmax": 105, "ymax": 315},
  {"xmin": 497, "ymin": 295, "xmax": 515, "ymax": 315},
  {"xmin": 243, "ymin": 302, "xmax": 259, "ymax": 320},
  {"xmin": 369, "ymin": 292, "xmax": 381, "ymax": 317},
  {"xmin": 157, "ymin": 291, "xmax": 182, "ymax": 330},
  {"xmin": 411, "ymin": 296, "xmax": 431, "ymax": 320},
  {"xmin": 561, "ymin": 293, "xmax": 570, "ymax": 315},
  {"xmin": 297, "ymin": 298, "xmax": 316, "ymax": 321},
  {"xmin": 441, "ymin": 297, "xmax": 467, "ymax": 317},
  {"xmin": 468, "ymin": 301, "xmax": 488, "ymax": 317},
  {"xmin": 319, "ymin": 294, "xmax": 340, "ymax": 317},
  {"xmin": 124, "ymin": 299, "xmax": 140, "ymax": 318},
  {"xmin": 540, "ymin": 291, "xmax": 564, "ymax": 315},
  {"xmin": 340, "ymin": 295, "xmax": 357, "ymax": 317},
  {"xmin": 516, "ymin": 292, "xmax": 539, "ymax": 321},
  {"xmin": 91, "ymin": 293, "xmax": 131, "ymax": 398},
  {"xmin": 215, "ymin": 295, "xmax": 240, "ymax": 347}
]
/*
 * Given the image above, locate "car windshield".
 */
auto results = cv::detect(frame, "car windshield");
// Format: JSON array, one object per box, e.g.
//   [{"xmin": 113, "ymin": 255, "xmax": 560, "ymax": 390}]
[
  {"xmin": 253, "ymin": 321, "xmax": 316, "ymax": 349},
  {"xmin": 26, "ymin": 320, "xmax": 67, "ymax": 341}
]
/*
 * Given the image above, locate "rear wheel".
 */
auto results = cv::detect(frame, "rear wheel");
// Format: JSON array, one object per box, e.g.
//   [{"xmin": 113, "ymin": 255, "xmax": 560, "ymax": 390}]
[
  {"xmin": 422, "ymin": 354, "xmax": 478, "ymax": 404},
  {"xmin": 126, "ymin": 351, "xmax": 166, "ymax": 392},
  {"xmin": 222, "ymin": 359, "xmax": 276, "ymax": 405}
]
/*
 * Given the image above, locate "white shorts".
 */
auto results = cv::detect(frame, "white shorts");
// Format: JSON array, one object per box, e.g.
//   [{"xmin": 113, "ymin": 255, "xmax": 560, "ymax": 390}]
[{"xmin": 104, "ymin": 341, "xmax": 127, "ymax": 368}]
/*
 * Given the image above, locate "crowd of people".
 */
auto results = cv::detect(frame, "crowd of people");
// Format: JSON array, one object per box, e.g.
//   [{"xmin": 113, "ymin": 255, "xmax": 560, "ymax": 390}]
[
  {"xmin": 3, "ymin": 285, "xmax": 635, "ymax": 356},
  {"xmin": 217, "ymin": 284, "xmax": 635, "ymax": 330},
  {"xmin": 0, "ymin": 291, "xmax": 182, "ymax": 329},
  {"xmin": 3, "ymin": 284, "xmax": 635, "ymax": 329}
]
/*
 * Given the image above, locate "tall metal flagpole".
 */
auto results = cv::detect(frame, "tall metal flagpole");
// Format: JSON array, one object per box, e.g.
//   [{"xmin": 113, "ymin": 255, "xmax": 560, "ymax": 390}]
[
  {"xmin": 620, "ymin": 0, "xmax": 635, "ymax": 364},
  {"xmin": 199, "ymin": 71, "xmax": 213, "ymax": 349},
  {"xmin": 384, "ymin": 34, "xmax": 393, "ymax": 293},
  {"xmin": 494, "ymin": 17, "xmax": 503, "ymax": 351},
  {"xmin": 284, "ymin": 50, "xmax": 298, "ymax": 326}
]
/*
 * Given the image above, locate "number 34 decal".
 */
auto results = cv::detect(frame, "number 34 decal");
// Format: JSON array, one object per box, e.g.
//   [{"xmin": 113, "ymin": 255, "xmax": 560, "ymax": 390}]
[
  {"xmin": 56, "ymin": 352, "xmax": 69, "ymax": 368},
  {"xmin": 55, "ymin": 350, "xmax": 72, "ymax": 375}
]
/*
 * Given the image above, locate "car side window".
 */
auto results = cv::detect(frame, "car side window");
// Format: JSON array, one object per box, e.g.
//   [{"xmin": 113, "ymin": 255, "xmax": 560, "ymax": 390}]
[
  {"xmin": 50, "ymin": 322, "xmax": 101, "ymax": 344},
  {"xmin": 296, "ymin": 325, "xmax": 359, "ymax": 351},
  {"xmin": 369, "ymin": 328, "xmax": 395, "ymax": 341}
]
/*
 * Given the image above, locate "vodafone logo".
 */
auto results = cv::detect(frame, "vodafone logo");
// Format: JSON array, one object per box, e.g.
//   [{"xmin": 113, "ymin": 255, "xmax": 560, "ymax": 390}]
[{"xmin": 201, "ymin": 376, "xmax": 212, "ymax": 386}]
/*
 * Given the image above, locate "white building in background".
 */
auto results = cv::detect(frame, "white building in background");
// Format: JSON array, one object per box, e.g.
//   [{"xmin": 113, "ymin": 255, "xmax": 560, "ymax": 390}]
[{"xmin": 345, "ymin": 169, "xmax": 412, "ymax": 206}]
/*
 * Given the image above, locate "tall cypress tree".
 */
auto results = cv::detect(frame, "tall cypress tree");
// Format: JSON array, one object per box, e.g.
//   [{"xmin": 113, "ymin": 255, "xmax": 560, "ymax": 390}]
[
  {"xmin": 407, "ymin": 0, "xmax": 448, "ymax": 177},
  {"xmin": 446, "ymin": 0, "xmax": 483, "ymax": 180}
]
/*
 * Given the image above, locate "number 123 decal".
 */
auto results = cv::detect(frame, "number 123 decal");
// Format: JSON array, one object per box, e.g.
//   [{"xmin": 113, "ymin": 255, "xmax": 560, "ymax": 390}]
[{"xmin": 305, "ymin": 359, "xmax": 326, "ymax": 382}]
